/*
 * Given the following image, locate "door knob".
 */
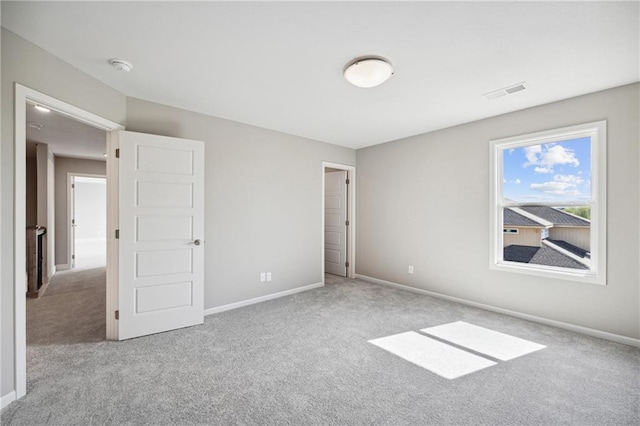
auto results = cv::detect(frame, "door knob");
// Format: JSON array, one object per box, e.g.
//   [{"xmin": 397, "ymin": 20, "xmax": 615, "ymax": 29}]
[{"xmin": 193, "ymin": 239, "xmax": 202, "ymax": 246}]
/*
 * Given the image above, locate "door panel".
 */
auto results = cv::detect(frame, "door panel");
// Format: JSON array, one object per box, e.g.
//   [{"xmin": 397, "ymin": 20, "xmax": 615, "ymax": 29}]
[
  {"xmin": 118, "ymin": 130, "xmax": 204, "ymax": 340},
  {"xmin": 137, "ymin": 145, "xmax": 194, "ymax": 175},
  {"xmin": 135, "ymin": 249, "xmax": 193, "ymax": 277},
  {"xmin": 136, "ymin": 281, "xmax": 193, "ymax": 313},
  {"xmin": 324, "ymin": 170, "xmax": 348, "ymax": 276},
  {"xmin": 136, "ymin": 181, "xmax": 193, "ymax": 208},
  {"xmin": 136, "ymin": 216, "xmax": 193, "ymax": 241}
]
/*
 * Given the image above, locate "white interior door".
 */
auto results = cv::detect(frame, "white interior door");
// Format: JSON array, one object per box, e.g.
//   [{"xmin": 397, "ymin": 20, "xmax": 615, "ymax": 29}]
[
  {"xmin": 324, "ymin": 170, "xmax": 348, "ymax": 276},
  {"xmin": 118, "ymin": 131, "xmax": 205, "ymax": 340}
]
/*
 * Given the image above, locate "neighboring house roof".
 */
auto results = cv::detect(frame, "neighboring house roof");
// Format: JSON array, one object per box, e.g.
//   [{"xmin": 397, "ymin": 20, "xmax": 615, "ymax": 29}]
[
  {"xmin": 519, "ymin": 206, "xmax": 590, "ymax": 227},
  {"xmin": 504, "ymin": 244, "xmax": 589, "ymax": 270},
  {"xmin": 503, "ymin": 209, "xmax": 545, "ymax": 227},
  {"xmin": 547, "ymin": 239, "xmax": 590, "ymax": 259}
]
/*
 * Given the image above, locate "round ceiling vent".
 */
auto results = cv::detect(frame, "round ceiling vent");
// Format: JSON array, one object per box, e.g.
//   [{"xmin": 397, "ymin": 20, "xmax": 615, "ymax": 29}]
[{"xmin": 109, "ymin": 58, "xmax": 133, "ymax": 72}]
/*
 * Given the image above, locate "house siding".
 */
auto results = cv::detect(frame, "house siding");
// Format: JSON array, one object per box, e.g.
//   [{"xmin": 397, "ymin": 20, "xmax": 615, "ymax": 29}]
[
  {"xmin": 504, "ymin": 227, "xmax": 543, "ymax": 247},
  {"xmin": 549, "ymin": 227, "xmax": 590, "ymax": 251}
]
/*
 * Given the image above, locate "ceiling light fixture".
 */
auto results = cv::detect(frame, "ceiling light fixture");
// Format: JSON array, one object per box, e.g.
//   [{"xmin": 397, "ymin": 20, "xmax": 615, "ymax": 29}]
[
  {"xmin": 27, "ymin": 122, "xmax": 43, "ymax": 130},
  {"xmin": 344, "ymin": 57, "xmax": 394, "ymax": 88},
  {"xmin": 109, "ymin": 58, "xmax": 133, "ymax": 72},
  {"xmin": 34, "ymin": 104, "xmax": 50, "ymax": 113}
]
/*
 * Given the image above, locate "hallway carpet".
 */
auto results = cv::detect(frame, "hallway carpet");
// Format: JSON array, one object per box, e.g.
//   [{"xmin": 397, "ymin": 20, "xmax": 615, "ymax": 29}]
[{"xmin": 2, "ymin": 272, "xmax": 639, "ymax": 425}]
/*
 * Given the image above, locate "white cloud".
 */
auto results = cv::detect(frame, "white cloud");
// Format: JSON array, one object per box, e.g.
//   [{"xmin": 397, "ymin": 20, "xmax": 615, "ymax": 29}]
[
  {"xmin": 544, "ymin": 145, "xmax": 580, "ymax": 167},
  {"xmin": 514, "ymin": 179, "xmax": 521, "ymax": 184},
  {"xmin": 530, "ymin": 174, "xmax": 585, "ymax": 196},
  {"xmin": 523, "ymin": 143, "xmax": 580, "ymax": 174},
  {"xmin": 534, "ymin": 166, "xmax": 553, "ymax": 174},
  {"xmin": 530, "ymin": 181, "xmax": 574, "ymax": 193},
  {"xmin": 524, "ymin": 145, "xmax": 541, "ymax": 166},
  {"xmin": 553, "ymin": 174, "xmax": 583, "ymax": 185}
]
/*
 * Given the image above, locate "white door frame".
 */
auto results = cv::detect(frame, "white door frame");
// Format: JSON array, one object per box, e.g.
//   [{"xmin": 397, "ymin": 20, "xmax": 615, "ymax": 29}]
[
  {"xmin": 13, "ymin": 84, "xmax": 124, "ymax": 399},
  {"xmin": 66, "ymin": 173, "xmax": 107, "ymax": 270},
  {"xmin": 322, "ymin": 161, "xmax": 356, "ymax": 281}
]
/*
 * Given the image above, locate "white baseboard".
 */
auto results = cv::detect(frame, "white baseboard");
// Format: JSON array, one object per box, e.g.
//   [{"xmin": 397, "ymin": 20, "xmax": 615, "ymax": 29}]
[
  {"xmin": 355, "ymin": 274, "xmax": 640, "ymax": 348},
  {"xmin": 1, "ymin": 391, "xmax": 16, "ymax": 409},
  {"xmin": 204, "ymin": 282, "xmax": 324, "ymax": 316},
  {"xmin": 56, "ymin": 263, "xmax": 70, "ymax": 271}
]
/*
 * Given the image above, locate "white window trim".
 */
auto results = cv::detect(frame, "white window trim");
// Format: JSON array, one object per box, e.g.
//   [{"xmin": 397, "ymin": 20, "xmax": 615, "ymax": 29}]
[{"xmin": 489, "ymin": 121, "xmax": 607, "ymax": 285}]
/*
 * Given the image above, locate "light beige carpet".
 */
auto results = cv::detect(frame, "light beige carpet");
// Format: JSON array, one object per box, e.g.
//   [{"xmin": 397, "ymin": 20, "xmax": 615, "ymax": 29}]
[
  {"xmin": 27, "ymin": 267, "xmax": 106, "ymax": 345},
  {"xmin": 3, "ymin": 273, "xmax": 638, "ymax": 425}
]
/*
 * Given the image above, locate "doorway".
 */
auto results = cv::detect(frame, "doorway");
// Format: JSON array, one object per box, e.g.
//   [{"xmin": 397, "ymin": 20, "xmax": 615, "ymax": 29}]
[
  {"xmin": 24, "ymin": 104, "xmax": 109, "ymax": 363},
  {"xmin": 322, "ymin": 162, "xmax": 356, "ymax": 281},
  {"xmin": 69, "ymin": 175, "xmax": 107, "ymax": 269},
  {"xmin": 13, "ymin": 84, "xmax": 124, "ymax": 400}
]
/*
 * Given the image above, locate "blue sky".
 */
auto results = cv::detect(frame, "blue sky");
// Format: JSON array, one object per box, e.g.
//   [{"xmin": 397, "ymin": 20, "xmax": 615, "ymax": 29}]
[{"xmin": 502, "ymin": 136, "xmax": 591, "ymax": 203}]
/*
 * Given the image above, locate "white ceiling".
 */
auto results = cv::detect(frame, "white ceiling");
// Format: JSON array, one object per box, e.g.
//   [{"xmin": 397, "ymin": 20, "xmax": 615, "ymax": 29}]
[
  {"xmin": 3, "ymin": 1, "xmax": 639, "ymax": 149},
  {"xmin": 26, "ymin": 104, "xmax": 106, "ymax": 161}
]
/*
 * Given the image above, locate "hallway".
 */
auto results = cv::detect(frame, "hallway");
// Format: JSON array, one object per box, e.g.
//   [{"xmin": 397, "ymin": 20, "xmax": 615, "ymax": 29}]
[{"xmin": 27, "ymin": 267, "xmax": 105, "ymax": 345}]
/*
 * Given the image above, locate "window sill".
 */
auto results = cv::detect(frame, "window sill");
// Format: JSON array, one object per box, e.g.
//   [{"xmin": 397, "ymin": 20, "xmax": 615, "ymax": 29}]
[{"xmin": 491, "ymin": 261, "xmax": 606, "ymax": 286}]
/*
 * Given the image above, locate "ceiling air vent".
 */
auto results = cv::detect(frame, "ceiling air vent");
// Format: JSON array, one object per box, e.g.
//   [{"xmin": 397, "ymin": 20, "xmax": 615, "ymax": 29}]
[{"xmin": 483, "ymin": 82, "xmax": 528, "ymax": 100}]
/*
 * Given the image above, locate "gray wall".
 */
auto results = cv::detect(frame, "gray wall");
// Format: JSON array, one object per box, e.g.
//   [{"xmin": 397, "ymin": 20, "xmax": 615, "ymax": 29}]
[
  {"xmin": 1, "ymin": 28, "xmax": 127, "ymax": 398},
  {"xmin": 126, "ymin": 97, "xmax": 356, "ymax": 309},
  {"xmin": 25, "ymin": 157, "xmax": 37, "ymax": 226},
  {"xmin": 36, "ymin": 144, "xmax": 55, "ymax": 280},
  {"xmin": 53, "ymin": 157, "xmax": 106, "ymax": 266},
  {"xmin": 356, "ymin": 83, "xmax": 640, "ymax": 339}
]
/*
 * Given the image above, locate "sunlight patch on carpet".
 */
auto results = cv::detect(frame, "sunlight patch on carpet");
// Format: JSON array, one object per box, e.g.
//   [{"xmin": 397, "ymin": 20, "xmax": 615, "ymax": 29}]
[
  {"xmin": 368, "ymin": 331, "xmax": 497, "ymax": 379},
  {"xmin": 421, "ymin": 321, "xmax": 546, "ymax": 361}
]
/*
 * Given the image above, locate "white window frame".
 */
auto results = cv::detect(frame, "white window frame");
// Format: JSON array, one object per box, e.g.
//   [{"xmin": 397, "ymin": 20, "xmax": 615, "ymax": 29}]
[{"xmin": 489, "ymin": 121, "xmax": 607, "ymax": 285}]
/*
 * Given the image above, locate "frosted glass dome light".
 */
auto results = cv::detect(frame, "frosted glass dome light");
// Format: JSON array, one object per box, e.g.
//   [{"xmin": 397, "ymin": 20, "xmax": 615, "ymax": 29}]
[{"xmin": 344, "ymin": 57, "xmax": 394, "ymax": 88}]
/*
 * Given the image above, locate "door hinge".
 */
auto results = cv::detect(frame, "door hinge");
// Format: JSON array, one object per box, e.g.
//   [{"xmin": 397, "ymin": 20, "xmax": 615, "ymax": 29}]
[
  {"xmin": 115, "ymin": 310, "xmax": 119, "ymax": 320},
  {"xmin": 345, "ymin": 220, "xmax": 350, "ymax": 226},
  {"xmin": 115, "ymin": 229, "xmax": 120, "ymax": 239},
  {"xmin": 72, "ymin": 183, "xmax": 75, "ymax": 189},
  {"xmin": 345, "ymin": 261, "xmax": 350, "ymax": 268},
  {"xmin": 72, "ymin": 254, "xmax": 75, "ymax": 260},
  {"xmin": 115, "ymin": 148, "xmax": 120, "ymax": 158},
  {"xmin": 346, "ymin": 179, "xmax": 350, "ymax": 185},
  {"xmin": 72, "ymin": 219, "xmax": 75, "ymax": 225}
]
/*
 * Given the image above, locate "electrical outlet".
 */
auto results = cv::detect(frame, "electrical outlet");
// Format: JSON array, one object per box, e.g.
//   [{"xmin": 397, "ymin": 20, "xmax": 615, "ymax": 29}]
[
  {"xmin": 266, "ymin": 272, "xmax": 272, "ymax": 282},
  {"xmin": 260, "ymin": 272, "xmax": 266, "ymax": 282},
  {"xmin": 408, "ymin": 265, "xmax": 414, "ymax": 274}
]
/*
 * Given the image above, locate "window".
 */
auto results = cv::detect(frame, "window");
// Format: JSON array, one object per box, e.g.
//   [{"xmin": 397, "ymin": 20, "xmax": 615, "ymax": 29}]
[{"xmin": 490, "ymin": 121, "xmax": 606, "ymax": 285}]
